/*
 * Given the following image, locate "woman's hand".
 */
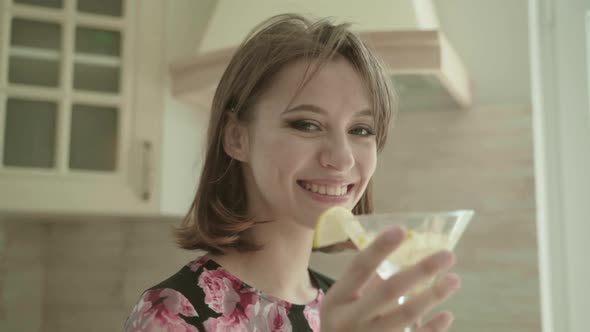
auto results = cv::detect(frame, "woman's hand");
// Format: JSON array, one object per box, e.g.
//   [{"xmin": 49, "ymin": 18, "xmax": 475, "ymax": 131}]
[{"xmin": 320, "ymin": 226, "xmax": 461, "ymax": 332}]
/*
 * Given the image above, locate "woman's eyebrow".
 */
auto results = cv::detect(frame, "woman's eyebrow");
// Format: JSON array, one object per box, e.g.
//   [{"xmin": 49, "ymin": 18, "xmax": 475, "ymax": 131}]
[{"xmin": 282, "ymin": 103, "xmax": 372, "ymax": 117}]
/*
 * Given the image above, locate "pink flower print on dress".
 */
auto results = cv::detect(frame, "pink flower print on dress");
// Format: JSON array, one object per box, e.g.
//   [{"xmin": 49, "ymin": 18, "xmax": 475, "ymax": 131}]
[
  {"xmin": 203, "ymin": 313, "xmax": 251, "ymax": 332},
  {"xmin": 246, "ymin": 301, "xmax": 293, "ymax": 332},
  {"xmin": 303, "ymin": 305, "xmax": 320, "ymax": 332},
  {"xmin": 201, "ymin": 289, "xmax": 262, "ymax": 332},
  {"xmin": 187, "ymin": 256, "xmax": 209, "ymax": 272},
  {"xmin": 198, "ymin": 268, "xmax": 242, "ymax": 315},
  {"xmin": 237, "ymin": 288, "xmax": 259, "ymax": 315},
  {"xmin": 124, "ymin": 288, "xmax": 199, "ymax": 332}
]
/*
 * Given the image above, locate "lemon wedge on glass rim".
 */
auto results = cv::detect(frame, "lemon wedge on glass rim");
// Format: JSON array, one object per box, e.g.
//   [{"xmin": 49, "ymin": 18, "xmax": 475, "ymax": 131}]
[
  {"xmin": 313, "ymin": 206, "xmax": 361, "ymax": 248},
  {"xmin": 313, "ymin": 206, "xmax": 414, "ymax": 280},
  {"xmin": 313, "ymin": 206, "xmax": 414, "ymax": 249}
]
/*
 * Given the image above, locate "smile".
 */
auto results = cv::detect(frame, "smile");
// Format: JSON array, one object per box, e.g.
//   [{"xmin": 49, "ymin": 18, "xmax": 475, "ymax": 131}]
[{"xmin": 297, "ymin": 180, "xmax": 354, "ymax": 197}]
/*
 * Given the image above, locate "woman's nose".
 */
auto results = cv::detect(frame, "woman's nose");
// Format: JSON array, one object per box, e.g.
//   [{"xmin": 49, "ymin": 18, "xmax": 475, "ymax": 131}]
[{"xmin": 319, "ymin": 136, "xmax": 355, "ymax": 172}]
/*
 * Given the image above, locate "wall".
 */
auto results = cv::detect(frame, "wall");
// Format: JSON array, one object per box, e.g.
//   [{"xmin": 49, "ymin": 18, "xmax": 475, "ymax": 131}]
[
  {"xmin": 0, "ymin": 219, "xmax": 200, "ymax": 332},
  {"xmin": 0, "ymin": 222, "xmax": 45, "ymax": 332},
  {"xmin": 160, "ymin": 0, "xmax": 217, "ymax": 215},
  {"xmin": 310, "ymin": 104, "xmax": 541, "ymax": 331}
]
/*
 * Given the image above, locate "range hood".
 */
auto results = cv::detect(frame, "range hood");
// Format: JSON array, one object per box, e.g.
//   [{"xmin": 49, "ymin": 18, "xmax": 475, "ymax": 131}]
[{"xmin": 170, "ymin": 0, "xmax": 472, "ymax": 111}]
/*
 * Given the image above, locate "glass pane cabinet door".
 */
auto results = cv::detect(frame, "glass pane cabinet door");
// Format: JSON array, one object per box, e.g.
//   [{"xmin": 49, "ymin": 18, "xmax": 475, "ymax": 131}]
[
  {"xmin": 1, "ymin": 0, "xmax": 127, "ymax": 174},
  {"xmin": 3, "ymin": 98, "xmax": 57, "ymax": 168},
  {"xmin": 9, "ymin": 18, "xmax": 61, "ymax": 87},
  {"xmin": 77, "ymin": 0, "xmax": 123, "ymax": 17},
  {"xmin": 69, "ymin": 104, "xmax": 118, "ymax": 171},
  {"xmin": 0, "ymin": 0, "xmax": 165, "ymax": 216},
  {"xmin": 71, "ymin": 21, "xmax": 123, "ymax": 171},
  {"xmin": 73, "ymin": 27, "xmax": 121, "ymax": 93}
]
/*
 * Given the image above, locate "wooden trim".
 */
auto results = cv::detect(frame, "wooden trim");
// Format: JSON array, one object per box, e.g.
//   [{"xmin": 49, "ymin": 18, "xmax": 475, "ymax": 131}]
[
  {"xmin": 438, "ymin": 33, "xmax": 473, "ymax": 109},
  {"xmin": 362, "ymin": 30, "xmax": 472, "ymax": 109},
  {"xmin": 361, "ymin": 30, "xmax": 441, "ymax": 72},
  {"xmin": 169, "ymin": 30, "xmax": 472, "ymax": 110}
]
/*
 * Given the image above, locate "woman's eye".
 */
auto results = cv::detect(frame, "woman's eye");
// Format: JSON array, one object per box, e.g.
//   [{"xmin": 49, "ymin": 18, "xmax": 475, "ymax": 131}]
[
  {"xmin": 350, "ymin": 127, "xmax": 375, "ymax": 136},
  {"xmin": 290, "ymin": 120, "xmax": 321, "ymax": 132}
]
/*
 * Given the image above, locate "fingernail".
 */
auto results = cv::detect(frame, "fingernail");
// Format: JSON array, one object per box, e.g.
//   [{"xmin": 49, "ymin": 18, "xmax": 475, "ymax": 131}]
[
  {"xmin": 446, "ymin": 312, "xmax": 455, "ymax": 324},
  {"xmin": 433, "ymin": 250, "xmax": 455, "ymax": 264},
  {"xmin": 441, "ymin": 311, "xmax": 454, "ymax": 325},
  {"xmin": 440, "ymin": 274, "xmax": 461, "ymax": 290},
  {"xmin": 385, "ymin": 226, "xmax": 404, "ymax": 242}
]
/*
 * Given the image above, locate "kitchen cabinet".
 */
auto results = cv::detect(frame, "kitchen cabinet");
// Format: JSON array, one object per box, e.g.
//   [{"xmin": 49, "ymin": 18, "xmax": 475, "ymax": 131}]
[{"xmin": 0, "ymin": 0, "xmax": 203, "ymax": 219}]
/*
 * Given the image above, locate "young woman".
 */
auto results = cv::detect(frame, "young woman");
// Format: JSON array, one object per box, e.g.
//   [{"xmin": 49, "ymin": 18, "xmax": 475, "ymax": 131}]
[{"xmin": 125, "ymin": 14, "xmax": 461, "ymax": 332}]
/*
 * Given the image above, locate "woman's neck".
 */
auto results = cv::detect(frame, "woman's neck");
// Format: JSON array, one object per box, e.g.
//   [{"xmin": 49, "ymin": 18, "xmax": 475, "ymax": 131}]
[{"xmin": 207, "ymin": 219, "xmax": 317, "ymax": 304}]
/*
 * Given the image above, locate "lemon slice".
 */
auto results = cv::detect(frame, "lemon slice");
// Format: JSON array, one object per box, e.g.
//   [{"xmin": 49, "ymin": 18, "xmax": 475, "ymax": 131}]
[
  {"xmin": 313, "ymin": 207, "xmax": 415, "ymax": 249},
  {"xmin": 313, "ymin": 206, "xmax": 368, "ymax": 249},
  {"xmin": 314, "ymin": 207, "xmax": 418, "ymax": 280},
  {"xmin": 404, "ymin": 228, "xmax": 415, "ymax": 240}
]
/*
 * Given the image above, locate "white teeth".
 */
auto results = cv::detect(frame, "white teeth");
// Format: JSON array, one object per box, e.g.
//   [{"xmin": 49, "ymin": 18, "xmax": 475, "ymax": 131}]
[
  {"xmin": 339, "ymin": 186, "xmax": 347, "ymax": 195},
  {"xmin": 301, "ymin": 182, "xmax": 349, "ymax": 196}
]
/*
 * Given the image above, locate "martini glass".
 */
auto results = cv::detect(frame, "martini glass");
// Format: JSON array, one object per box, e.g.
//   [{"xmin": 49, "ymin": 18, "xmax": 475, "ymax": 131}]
[{"xmin": 341, "ymin": 210, "xmax": 474, "ymax": 332}]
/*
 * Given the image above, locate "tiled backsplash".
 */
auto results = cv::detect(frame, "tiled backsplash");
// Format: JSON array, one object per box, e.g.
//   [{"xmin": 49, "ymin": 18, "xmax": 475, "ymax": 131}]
[{"xmin": 0, "ymin": 221, "xmax": 198, "ymax": 332}]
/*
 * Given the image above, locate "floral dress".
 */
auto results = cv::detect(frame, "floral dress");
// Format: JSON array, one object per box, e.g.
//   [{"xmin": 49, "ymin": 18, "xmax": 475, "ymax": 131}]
[{"xmin": 124, "ymin": 256, "xmax": 334, "ymax": 331}]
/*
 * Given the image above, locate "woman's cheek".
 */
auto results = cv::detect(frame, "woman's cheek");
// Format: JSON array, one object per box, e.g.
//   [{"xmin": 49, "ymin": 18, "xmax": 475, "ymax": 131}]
[
  {"xmin": 272, "ymin": 136, "xmax": 314, "ymax": 161},
  {"xmin": 354, "ymin": 141, "xmax": 378, "ymax": 172}
]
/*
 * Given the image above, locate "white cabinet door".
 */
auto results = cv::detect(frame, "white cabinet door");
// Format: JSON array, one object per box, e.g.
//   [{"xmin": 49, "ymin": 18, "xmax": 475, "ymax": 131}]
[{"xmin": 0, "ymin": 0, "xmax": 196, "ymax": 218}]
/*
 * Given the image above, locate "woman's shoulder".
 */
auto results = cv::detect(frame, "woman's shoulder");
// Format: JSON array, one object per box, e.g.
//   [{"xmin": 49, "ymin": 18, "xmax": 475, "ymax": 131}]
[
  {"xmin": 124, "ymin": 287, "xmax": 201, "ymax": 331},
  {"xmin": 123, "ymin": 256, "xmax": 213, "ymax": 331}
]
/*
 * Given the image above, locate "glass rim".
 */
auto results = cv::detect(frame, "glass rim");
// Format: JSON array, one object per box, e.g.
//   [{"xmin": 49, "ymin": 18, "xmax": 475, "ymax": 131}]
[{"xmin": 356, "ymin": 209, "xmax": 475, "ymax": 220}]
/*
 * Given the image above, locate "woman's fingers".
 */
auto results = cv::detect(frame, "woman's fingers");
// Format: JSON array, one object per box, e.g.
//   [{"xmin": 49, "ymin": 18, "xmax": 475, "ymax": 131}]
[
  {"xmin": 416, "ymin": 311, "xmax": 454, "ymax": 332},
  {"xmin": 365, "ymin": 272, "xmax": 386, "ymax": 289},
  {"xmin": 322, "ymin": 229, "xmax": 462, "ymax": 332},
  {"xmin": 372, "ymin": 273, "xmax": 461, "ymax": 330},
  {"xmin": 351, "ymin": 250, "xmax": 456, "ymax": 320},
  {"xmin": 326, "ymin": 226, "xmax": 406, "ymax": 305}
]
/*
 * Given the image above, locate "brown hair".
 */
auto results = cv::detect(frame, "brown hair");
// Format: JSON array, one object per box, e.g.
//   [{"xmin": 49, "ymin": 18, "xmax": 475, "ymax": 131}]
[{"xmin": 175, "ymin": 13, "xmax": 397, "ymax": 254}]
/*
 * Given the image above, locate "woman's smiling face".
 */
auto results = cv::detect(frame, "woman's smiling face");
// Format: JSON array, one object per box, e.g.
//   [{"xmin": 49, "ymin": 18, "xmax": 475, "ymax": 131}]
[{"xmin": 234, "ymin": 58, "xmax": 378, "ymax": 229}]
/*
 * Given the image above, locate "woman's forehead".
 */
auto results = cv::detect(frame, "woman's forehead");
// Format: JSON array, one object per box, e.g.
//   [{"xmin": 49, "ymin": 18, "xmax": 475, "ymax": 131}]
[{"xmin": 259, "ymin": 58, "xmax": 371, "ymax": 113}]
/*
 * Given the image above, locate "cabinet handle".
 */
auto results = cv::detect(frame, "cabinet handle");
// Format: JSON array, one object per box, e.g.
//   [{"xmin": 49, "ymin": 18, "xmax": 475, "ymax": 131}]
[{"xmin": 141, "ymin": 140, "xmax": 152, "ymax": 201}]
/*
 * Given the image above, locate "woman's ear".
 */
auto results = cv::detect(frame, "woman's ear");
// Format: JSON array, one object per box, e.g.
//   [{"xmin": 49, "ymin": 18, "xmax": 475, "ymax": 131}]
[{"xmin": 222, "ymin": 113, "xmax": 249, "ymax": 162}]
